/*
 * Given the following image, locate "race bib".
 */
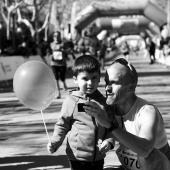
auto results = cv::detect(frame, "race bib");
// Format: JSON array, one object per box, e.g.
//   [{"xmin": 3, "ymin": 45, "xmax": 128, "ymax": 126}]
[
  {"xmin": 53, "ymin": 51, "xmax": 63, "ymax": 60},
  {"xmin": 116, "ymin": 146, "xmax": 140, "ymax": 170}
]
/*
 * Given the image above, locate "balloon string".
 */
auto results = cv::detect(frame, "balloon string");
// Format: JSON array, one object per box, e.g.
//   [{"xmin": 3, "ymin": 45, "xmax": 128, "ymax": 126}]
[{"xmin": 41, "ymin": 110, "xmax": 51, "ymax": 143}]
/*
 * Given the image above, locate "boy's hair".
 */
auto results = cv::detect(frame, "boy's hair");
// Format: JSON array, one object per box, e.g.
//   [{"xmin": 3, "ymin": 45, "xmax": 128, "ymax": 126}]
[{"xmin": 73, "ymin": 55, "xmax": 101, "ymax": 77}]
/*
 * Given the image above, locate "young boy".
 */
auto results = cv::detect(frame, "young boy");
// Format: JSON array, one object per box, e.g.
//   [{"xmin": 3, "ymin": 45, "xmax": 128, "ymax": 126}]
[{"xmin": 47, "ymin": 55, "xmax": 115, "ymax": 170}]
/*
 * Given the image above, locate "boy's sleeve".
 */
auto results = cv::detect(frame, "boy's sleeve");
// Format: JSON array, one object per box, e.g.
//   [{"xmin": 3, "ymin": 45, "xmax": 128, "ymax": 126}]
[
  {"xmin": 51, "ymin": 96, "xmax": 75, "ymax": 149},
  {"xmin": 103, "ymin": 105, "xmax": 116, "ymax": 149},
  {"xmin": 103, "ymin": 130, "xmax": 116, "ymax": 149}
]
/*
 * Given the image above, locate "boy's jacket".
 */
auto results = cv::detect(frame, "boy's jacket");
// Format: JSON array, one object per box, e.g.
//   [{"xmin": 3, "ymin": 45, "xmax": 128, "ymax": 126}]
[{"xmin": 52, "ymin": 89, "xmax": 115, "ymax": 162}]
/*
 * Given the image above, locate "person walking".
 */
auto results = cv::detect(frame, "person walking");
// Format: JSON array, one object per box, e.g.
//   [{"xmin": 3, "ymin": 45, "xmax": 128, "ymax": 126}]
[
  {"xmin": 48, "ymin": 31, "xmax": 68, "ymax": 99},
  {"xmin": 120, "ymin": 41, "xmax": 130, "ymax": 61},
  {"xmin": 98, "ymin": 39, "xmax": 107, "ymax": 70},
  {"xmin": 76, "ymin": 27, "xmax": 100, "ymax": 57},
  {"xmin": 146, "ymin": 37, "xmax": 156, "ymax": 64}
]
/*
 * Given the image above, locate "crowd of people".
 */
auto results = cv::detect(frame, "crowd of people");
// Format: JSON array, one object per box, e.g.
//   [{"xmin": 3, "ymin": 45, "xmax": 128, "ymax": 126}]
[{"xmin": 46, "ymin": 24, "xmax": 170, "ymax": 99}]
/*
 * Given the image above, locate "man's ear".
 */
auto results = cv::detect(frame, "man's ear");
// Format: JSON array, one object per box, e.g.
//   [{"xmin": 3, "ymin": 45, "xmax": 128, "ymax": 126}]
[{"xmin": 129, "ymin": 84, "xmax": 135, "ymax": 92}]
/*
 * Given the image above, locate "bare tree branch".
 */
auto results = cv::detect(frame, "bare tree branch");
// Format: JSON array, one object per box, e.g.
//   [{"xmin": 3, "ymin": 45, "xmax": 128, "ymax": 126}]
[
  {"xmin": 17, "ymin": 7, "xmax": 35, "ymax": 37},
  {"xmin": 1, "ymin": 2, "xmax": 8, "ymax": 24},
  {"xmin": 1, "ymin": 0, "xmax": 24, "ymax": 39},
  {"xmin": 37, "ymin": 12, "xmax": 50, "ymax": 32}
]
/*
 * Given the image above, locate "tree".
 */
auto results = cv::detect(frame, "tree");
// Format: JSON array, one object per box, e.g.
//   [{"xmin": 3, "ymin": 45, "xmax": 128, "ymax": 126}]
[
  {"xmin": 0, "ymin": 0, "xmax": 78, "ymax": 56},
  {"xmin": 1, "ymin": 0, "xmax": 23, "ymax": 40},
  {"xmin": 17, "ymin": 0, "xmax": 51, "ymax": 44}
]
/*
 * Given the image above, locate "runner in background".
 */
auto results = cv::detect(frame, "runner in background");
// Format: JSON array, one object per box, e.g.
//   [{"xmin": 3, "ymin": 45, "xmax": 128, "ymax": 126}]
[
  {"xmin": 76, "ymin": 27, "xmax": 100, "ymax": 58},
  {"xmin": 145, "ymin": 37, "xmax": 156, "ymax": 64},
  {"xmin": 47, "ymin": 31, "xmax": 68, "ymax": 99},
  {"xmin": 120, "ymin": 41, "xmax": 130, "ymax": 61}
]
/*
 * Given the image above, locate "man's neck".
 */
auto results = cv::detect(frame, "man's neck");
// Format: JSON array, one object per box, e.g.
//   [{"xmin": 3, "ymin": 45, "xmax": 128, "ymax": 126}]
[{"xmin": 116, "ymin": 94, "xmax": 137, "ymax": 116}]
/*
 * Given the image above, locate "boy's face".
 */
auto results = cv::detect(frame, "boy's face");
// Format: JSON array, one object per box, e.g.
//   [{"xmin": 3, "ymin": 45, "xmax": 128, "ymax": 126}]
[{"xmin": 73, "ymin": 71, "xmax": 100, "ymax": 94}]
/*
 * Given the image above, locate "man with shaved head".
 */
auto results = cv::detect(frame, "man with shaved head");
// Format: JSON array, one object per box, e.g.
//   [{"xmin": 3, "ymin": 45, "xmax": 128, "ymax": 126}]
[{"xmin": 84, "ymin": 57, "xmax": 170, "ymax": 170}]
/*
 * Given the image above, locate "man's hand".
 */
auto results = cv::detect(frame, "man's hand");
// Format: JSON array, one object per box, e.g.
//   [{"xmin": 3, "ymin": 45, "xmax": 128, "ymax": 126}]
[{"xmin": 84, "ymin": 101, "xmax": 111, "ymax": 128}]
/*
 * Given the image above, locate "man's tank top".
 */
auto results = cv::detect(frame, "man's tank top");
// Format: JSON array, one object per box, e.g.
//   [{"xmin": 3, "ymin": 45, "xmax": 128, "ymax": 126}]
[
  {"xmin": 115, "ymin": 97, "xmax": 167, "ymax": 149},
  {"xmin": 115, "ymin": 97, "xmax": 169, "ymax": 170}
]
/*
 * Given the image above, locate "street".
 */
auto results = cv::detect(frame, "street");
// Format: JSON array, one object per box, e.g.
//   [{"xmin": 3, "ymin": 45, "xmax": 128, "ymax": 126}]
[{"xmin": 0, "ymin": 52, "xmax": 170, "ymax": 170}]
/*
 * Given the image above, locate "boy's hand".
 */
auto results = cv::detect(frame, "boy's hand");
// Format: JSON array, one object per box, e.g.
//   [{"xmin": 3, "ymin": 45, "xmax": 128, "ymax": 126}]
[
  {"xmin": 99, "ymin": 140, "xmax": 111, "ymax": 154},
  {"xmin": 47, "ymin": 142, "xmax": 57, "ymax": 154}
]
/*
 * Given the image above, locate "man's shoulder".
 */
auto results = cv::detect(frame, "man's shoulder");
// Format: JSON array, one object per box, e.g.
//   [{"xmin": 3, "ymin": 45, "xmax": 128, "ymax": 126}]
[
  {"xmin": 141, "ymin": 104, "xmax": 157, "ymax": 114},
  {"xmin": 138, "ymin": 103, "xmax": 159, "ymax": 124},
  {"xmin": 136, "ymin": 97, "xmax": 156, "ymax": 112}
]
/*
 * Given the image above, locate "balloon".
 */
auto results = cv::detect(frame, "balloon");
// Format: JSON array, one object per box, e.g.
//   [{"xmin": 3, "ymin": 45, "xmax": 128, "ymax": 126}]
[{"xmin": 13, "ymin": 61, "xmax": 56, "ymax": 110}]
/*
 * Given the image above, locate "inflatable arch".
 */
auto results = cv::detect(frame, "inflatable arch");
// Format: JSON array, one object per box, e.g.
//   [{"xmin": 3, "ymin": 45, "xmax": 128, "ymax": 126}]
[
  {"xmin": 94, "ymin": 16, "xmax": 160, "ymax": 36},
  {"xmin": 74, "ymin": 0, "xmax": 166, "ymax": 31}
]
